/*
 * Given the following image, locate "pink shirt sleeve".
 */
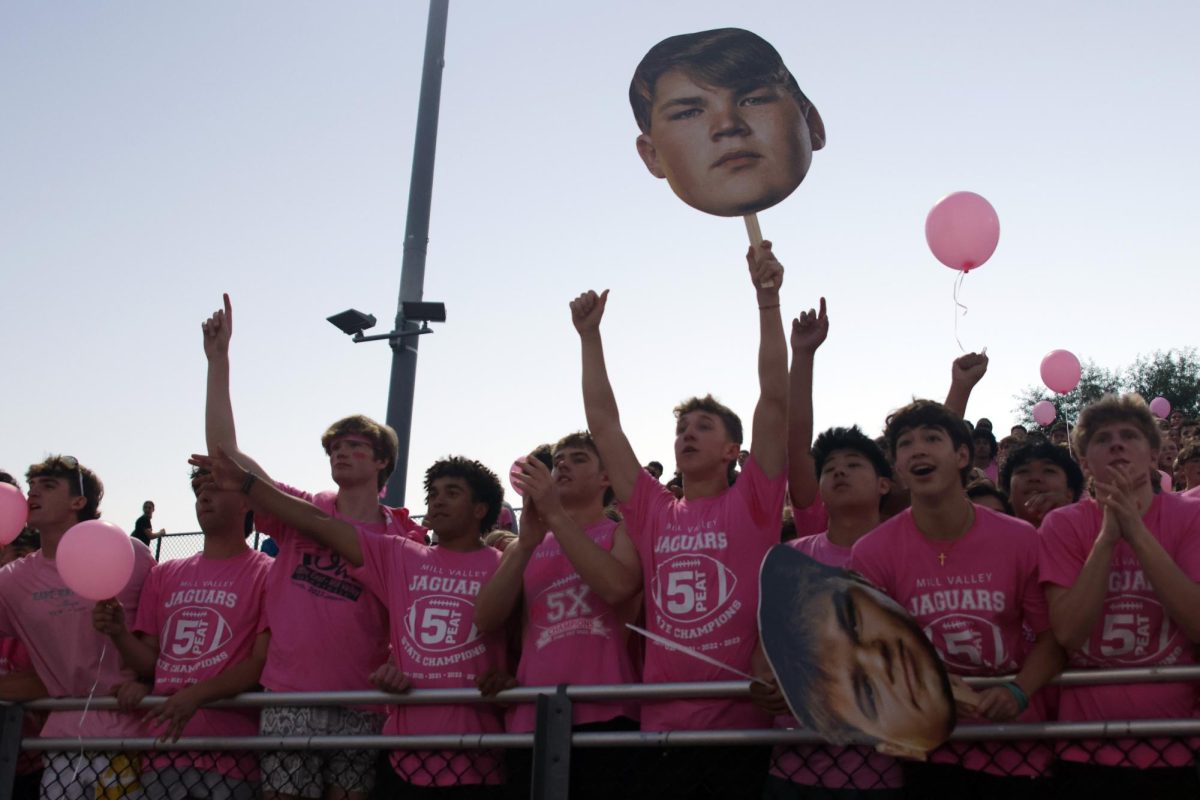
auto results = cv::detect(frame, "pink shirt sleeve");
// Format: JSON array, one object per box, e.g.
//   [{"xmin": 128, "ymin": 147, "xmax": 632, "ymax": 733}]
[
  {"xmin": 254, "ymin": 483, "xmax": 316, "ymax": 541},
  {"xmin": 734, "ymin": 456, "xmax": 789, "ymax": 536},
  {"xmin": 351, "ymin": 528, "xmax": 403, "ymax": 605},
  {"xmin": 849, "ymin": 528, "xmax": 893, "ymax": 593},
  {"xmin": 1038, "ymin": 503, "xmax": 1094, "ymax": 589},
  {"xmin": 620, "ymin": 469, "xmax": 674, "ymax": 546}
]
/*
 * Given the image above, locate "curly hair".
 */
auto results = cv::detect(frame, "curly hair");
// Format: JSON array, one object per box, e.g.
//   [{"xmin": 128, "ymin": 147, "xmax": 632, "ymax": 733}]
[{"xmin": 424, "ymin": 457, "xmax": 503, "ymax": 534}]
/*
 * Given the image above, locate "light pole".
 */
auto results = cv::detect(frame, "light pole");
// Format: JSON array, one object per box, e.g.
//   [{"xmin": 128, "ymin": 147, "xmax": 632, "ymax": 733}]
[{"xmin": 328, "ymin": 0, "xmax": 450, "ymax": 507}]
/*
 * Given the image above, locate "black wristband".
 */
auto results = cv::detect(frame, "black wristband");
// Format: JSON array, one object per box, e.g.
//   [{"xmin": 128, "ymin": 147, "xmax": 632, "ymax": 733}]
[{"xmin": 240, "ymin": 472, "xmax": 258, "ymax": 495}]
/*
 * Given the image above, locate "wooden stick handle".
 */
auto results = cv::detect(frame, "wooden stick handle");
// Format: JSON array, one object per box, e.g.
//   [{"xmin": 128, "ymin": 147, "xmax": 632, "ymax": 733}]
[{"xmin": 743, "ymin": 213, "xmax": 774, "ymax": 288}]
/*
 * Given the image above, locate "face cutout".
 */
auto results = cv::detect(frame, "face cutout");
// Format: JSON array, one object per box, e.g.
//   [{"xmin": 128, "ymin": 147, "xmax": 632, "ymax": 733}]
[
  {"xmin": 760, "ymin": 546, "xmax": 955, "ymax": 756},
  {"xmin": 633, "ymin": 30, "xmax": 824, "ymax": 218}
]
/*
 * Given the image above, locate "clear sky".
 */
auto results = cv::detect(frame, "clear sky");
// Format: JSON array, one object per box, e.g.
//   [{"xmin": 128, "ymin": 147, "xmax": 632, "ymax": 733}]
[{"xmin": 3, "ymin": 1, "xmax": 1197, "ymax": 538}]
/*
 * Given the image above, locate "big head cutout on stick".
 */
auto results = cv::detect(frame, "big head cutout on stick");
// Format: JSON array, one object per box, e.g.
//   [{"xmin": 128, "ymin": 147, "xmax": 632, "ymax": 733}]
[
  {"xmin": 630, "ymin": 28, "xmax": 825, "ymax": 243},
  {"xmin": 759, "ymin": 545, "xmax": 957, "ymax": 760}
]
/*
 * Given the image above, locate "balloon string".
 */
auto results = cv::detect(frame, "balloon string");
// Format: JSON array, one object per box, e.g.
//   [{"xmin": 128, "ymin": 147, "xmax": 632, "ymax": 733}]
[
  {"xmin": 952, "ymin": 270, "xmax": 969, "ymax": 353},
  {"xmin": 71, "ymin": 640, "xmax": 107, "ymax": 783}
]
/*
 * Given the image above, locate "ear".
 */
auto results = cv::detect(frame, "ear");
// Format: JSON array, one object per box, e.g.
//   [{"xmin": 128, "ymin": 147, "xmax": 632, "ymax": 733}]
[
  {"xmin": 635, "ymin": 134, "xmax": 667, "ymax": 179},
  {"xmin": 69, "ymin": 494, "xmax": 87, "ymax": 514},
  {"xmin": 473, "ymin": 502, "xmax": 489, "ymax": 526},
  {"xmin": 955, "ymin": 444, "xmax": 972, "ymax": 472},
  {"xmin": 805, "ymin": 103, "xmax": 826, "ymax": 151},
  {"xmin": 723, "ymin": 441, "xmax": 742, "ymax": 465},
  {"xmin": 874, "ymin": 741, "xmax": 928, "ymax": 761},
  {"xmin": 876, "ymin": 477, "xmax": 892, "ymax": 498}
]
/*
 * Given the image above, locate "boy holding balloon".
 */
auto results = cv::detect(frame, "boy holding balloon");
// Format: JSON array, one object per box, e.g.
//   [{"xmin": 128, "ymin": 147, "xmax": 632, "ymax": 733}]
[{"xmin": 0, "ymin": 456, "xmax": 155, "ymax": 799}]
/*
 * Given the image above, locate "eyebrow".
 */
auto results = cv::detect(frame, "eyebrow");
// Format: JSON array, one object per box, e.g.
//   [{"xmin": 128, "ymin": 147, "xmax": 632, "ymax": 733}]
[
  {"xmin": 657, "ymin": 96, "xmax": 705, "ymax": 113},
  {"xmin": 835, "ymin": 590, "xmax": 858, "ymax": 644}
]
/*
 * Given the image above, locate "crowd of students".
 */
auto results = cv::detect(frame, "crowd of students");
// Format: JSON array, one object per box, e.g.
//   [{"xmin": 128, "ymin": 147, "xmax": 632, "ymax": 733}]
[{"xmin": 3, "ymin": 240, "xmax": 1200, "ymax": 800}]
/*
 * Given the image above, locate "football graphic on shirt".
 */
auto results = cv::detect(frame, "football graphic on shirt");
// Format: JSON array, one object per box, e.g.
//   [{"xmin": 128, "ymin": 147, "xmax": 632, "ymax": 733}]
[
  {"xmin": 405, "ymin": 594, "xmax": 481, "ymax": 653},
  {"xmin": 651, "ymin": 553, "xmax": 737, "ymax": 625},
  {"xmin": 162, "ymin": 606, "xmax": 234, "ymax": 662},
  {"xmin": 925, "ymin": 615, "xmax": 1009, "ymax": 674},
  {"xmin": 1081, "ymin": 593, "xmax": 1173, "ymax": 666}
]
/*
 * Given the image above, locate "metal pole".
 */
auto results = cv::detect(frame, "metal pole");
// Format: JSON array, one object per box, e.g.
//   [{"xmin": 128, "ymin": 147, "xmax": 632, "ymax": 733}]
[
  {"xmin": 384, "ymin": 0, "xmax": 450, "ymax": 507},
  {"xmin": 0, "ymin": 703, "xmax": 22, "ymax": 800},
  {"xmin": 531, "ymin": 688, "xmax": 573, "ymax": 800}
]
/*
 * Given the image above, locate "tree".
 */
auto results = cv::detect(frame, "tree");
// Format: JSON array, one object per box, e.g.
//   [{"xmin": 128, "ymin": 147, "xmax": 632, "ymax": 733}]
[
  {"xmin": 1014, "ymin": 360, "xmax": 1122, "ymax": 429},
  {"xmin": 1125, "ymin": 348, "xmax": 1200, "ymax": 419}
]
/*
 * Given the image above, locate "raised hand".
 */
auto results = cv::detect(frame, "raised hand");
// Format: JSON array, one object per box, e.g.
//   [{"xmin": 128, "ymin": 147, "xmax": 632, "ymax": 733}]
[
  {"xmin": 570, "ymin": 290, "xmax": 609, "ymax": 335},
  {"xmin": 1094, "ymin": 463, "xmax": 1145, "ymax": 537},
  {"xmin": 201, "ymin": 293, "xmax": 234, "ymax": 360},
  {"xmin": 746, "ymin": 241, "xmax": 784, "ymax": 292},
  {"xmin": 188, "ymin": 446, "xmax": 249, "ymax": 492},
  {"xmin": 790, "ymin": 297, "xmax": 828, "ymax": 355},
  {"xmin": 951, "ymin": 351, "xmax": 989, "ymax": 390}
]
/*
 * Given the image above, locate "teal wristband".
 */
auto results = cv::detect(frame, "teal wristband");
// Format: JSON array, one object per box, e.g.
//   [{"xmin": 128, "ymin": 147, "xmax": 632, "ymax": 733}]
[{"xmin": 1002, "ymin": 681, "xmax": 1030, "ymax": 712}]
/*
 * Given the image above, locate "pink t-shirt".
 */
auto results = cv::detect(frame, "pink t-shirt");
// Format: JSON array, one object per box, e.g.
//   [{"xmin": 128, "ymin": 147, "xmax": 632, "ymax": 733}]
[
  {"xmin": 133, "ymin": 548, "xmax": 272, "ymax": 778},
  {"xmin": 851, "ymin": 506, "xmax": 1052, "ymax": 776},
  {"xmin": 257, "ymin": 484, "xmax": 421, "ymax": 693},
  {"xmin": 770, "ymin": 533, "xmax": 903, "ymax": 790},
  {"xmin": 0, "ymin": 636, "xmax": 45, "ymax": 774},
  {"xmin": 0, "ymin": 542, "xmax": 156, "ymax": 738},
  {"xmin": 507, "ymin": 519, "xmax": 639, "ymax": 733},
  {"xmin": 353, "ymin": 531, "xmax": 506, "ymax": 786},
  {"xmin": 620, "ymin": 457, "xmax": 787, "ymax": 731},
  {"xmin": 1040, "ymin": 492, "xmax": 1200, "ymax": 767}
]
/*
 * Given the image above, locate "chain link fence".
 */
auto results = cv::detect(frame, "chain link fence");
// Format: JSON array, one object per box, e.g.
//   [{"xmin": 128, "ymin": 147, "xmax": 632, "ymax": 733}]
[{"xmin": 5, "ymin": 672, "xmax": 1200, "ymax": 799}]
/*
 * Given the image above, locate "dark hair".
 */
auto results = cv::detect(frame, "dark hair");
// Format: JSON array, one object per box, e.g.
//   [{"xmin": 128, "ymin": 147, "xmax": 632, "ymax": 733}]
[
  {"xmin": 0, "ymin": 471, "xmax": 17, "ymax": 488},
  {"xmin": 972, "ymin": 428, "xmax": 998, "ymax": 459},
  {"xmin": 1177, "ymin": 442, "xmax": 1200, "ymax": 470},
  {"xmin": 812, "ymin": 426, "xmax": 893, "ymax": 481},
  {"xmin": 884, "ymin": 400, "xmax": 973, "ymax": 485},
  {"xmin": 647, "ymin": 460, "xmax": 664, "ymax": 473},
  {"xmin": 321, "ymin": 415, "xmax": 401, "ymax": 491},
  {"xmin": 998, "ymin": 441, "xmax": 1085, "ymax": 501},
  {"xmin": 629, "ymin": 28, "xmax": 811, "ymax": 134},
  {"xmin": 552, "ymin": 431, "xmax": 615, "ymax": 506},
  {"xmin": 674, "ymin": 394, "xmax": 743, "ymax": 444},
  {"xmin": 530, "ymin": 444, "xmax": 554, "ymax": 471},
  {"xmin": 965, "ymin": 481, "xmax": 1013, "ymax": 515},
  {"xmin": 424, "ymin": 457, "xmax": 503, "ymax": 535},
  {"xmin": 26, "ymin": 456, "xmax": 103, "ymax": 522},
  {"xmin": 1010, "ymin": 424, "xmax": 1027, "ymax": 435},
  {"xmin": 190, "ymin": 467, "xmax": 254, "ymax": 537},
  {"xmin": 1073, "ymin": 394, "xmax": 1161, "ymax": 455}
]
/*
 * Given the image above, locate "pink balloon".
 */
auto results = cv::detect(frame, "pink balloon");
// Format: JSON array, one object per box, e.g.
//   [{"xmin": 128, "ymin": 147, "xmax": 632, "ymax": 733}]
[
  {"xmin": 1150, "ymin": 396, "xmax": 1172, "ymax": 419},
  {"xmin": 1160, "ymin": 470, "xmax": 1174, "ymax": 492},
  {"xmin": 508, "ymin": 458, "xmax": 527, "ymax": 497},
  {"xmin": 1033, "ymin": 400, "xmax": 1058, "ymax": 427},
  {"xmin": 925, "ymin": 191, "xmax": 1001, "ymax": 272},
  {"xmin": 56, "ymin": 520, "xmax": 135, "ymax": 601},
  {"xmin": 0, "ymin": 483, "xmax": 28, "ymax": 546},
  {"xmin": 1040, "ymin": 350, "xmax": 1082, "ymax": 394}
]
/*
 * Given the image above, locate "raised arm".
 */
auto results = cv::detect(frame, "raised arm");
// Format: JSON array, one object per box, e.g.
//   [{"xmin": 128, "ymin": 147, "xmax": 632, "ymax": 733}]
[
  {"xmin": 202, "ymin": 294, "xmax": 270, "ymax": 481},
  {"xmin": 474, "ymin": 473, "xmax": 549, "ymax": 634},
  {"xmin": 748, "ymin": 243, "xmax": 788, "ymax": 479},
  {"xmin": 943, "ymin": 351, "xmax": 989, "ymax": 419},
  {"xmin": 786, "ymin": 298, "xmax": 828, "ymax": 508},
  {"xmin": 571, "ymin": 290, "xmax": 641, "ymax": 504},
  {"xmin": 190, "ymin": 449, "xmax": 363, "ymax": 566},
  {"xmin": 1102, "ymin": 467, "xmax": 1200, "ymax": 642}
]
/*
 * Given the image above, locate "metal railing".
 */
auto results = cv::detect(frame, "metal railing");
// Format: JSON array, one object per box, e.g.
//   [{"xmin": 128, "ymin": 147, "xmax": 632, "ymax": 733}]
[{"xmin": 4, "ymin": 666, "xmax": 1200, "ymax": 799}]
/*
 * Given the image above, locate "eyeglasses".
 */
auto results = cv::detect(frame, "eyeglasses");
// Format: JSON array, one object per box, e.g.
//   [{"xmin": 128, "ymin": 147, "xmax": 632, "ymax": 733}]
[{"xmin": 58, "ymin": 455, "xmax": 85, "ymax": 498}]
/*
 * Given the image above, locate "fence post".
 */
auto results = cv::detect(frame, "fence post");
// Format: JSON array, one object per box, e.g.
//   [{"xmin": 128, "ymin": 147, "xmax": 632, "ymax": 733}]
[
  {"xmin": 0, "ymin": 703, "xmax": 23, "ymax": 800},
  {"xmin": 530, "ymin": 686, "xmax": 572, "ymax": 800}
]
